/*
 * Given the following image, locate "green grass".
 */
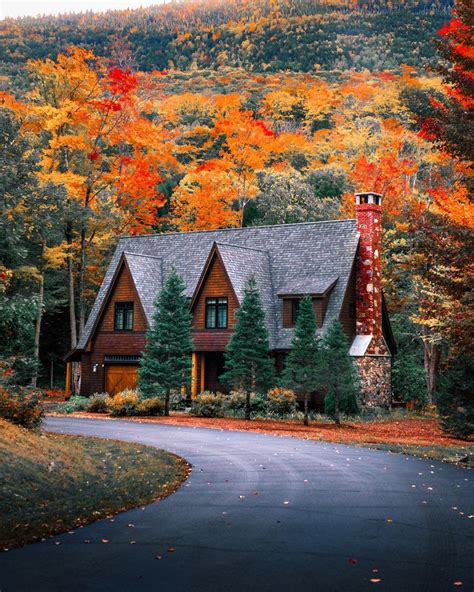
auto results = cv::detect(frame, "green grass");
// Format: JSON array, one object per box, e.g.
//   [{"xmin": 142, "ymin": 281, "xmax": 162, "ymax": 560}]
[
  {"xmin": 360, "ymin": 443, "xmax": 474, "ymax": 467},
  {"xmin": 0, "ymin": 418, "xmax": 190, "ymax": 549}
]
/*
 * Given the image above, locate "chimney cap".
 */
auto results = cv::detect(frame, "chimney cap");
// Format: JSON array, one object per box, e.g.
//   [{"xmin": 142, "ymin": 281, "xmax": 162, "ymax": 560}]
[{"xmin": 355, "ymin": 192, "xmax": 383, "ymax": 206}]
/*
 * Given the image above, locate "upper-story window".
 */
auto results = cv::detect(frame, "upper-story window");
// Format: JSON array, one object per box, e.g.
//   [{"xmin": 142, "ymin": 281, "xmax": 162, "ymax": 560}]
[
  {"xmin": 114, "ymin": 302, "xmax": 134, "ymax": 331},
  {"xmin": 206, "ymin": 297, "xmax": 228, "ymax": 329},
  {"xmin": 291, "ymin": 298, "xmax": 301, "ymax": 325}
]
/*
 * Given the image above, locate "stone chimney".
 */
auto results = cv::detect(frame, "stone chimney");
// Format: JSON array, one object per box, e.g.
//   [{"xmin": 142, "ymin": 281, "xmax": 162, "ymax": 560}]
[{"xmin": 355, "ymin": 192, "xmax": 383, "ymax": 346}]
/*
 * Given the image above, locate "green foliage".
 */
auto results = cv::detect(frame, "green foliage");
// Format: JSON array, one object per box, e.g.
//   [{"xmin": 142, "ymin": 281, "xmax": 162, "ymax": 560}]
[
  {"xmin": 282, "ymin": 295, "xmax": 322, "ymax": 422},
  {"xmin": 169, "ymin": 391, "xmax": 188, "ymax": 411},
  {"xmin": 225, "ymin": 390, "xmax": 268, "ymax": 417},
  {"xmin": 253, "ymin": 171, "xmax": 341, "ymax": 226},
  {"xmin": 136, "ymin": 397, "xmax": 166, "ymax": 417},
  {"xmin": 391, "ymin": 314, "xmax": 427, "ymax": 404},
  {"xmin": 86, "ymin": 393, "xmax": 111, "ymax": 413},
  {"xmin": 191, "ymin": 392, "xmax": 225, "ymax": 418},
  {"xmin": 267, "ymin": 387, "xmax": 297, "ymax": 417},
  {"xmin": 58, "ymin": 395, "xmax": 89, "ymax": 414},
  {"xmin": 320, "ymin": 320, "xmax": 359, "ymax": 423},
  {"xmin": 138, "ymin": 269, "xmax": 193, "ymax": 414},
  {"xmin": 0, "ymin": 386, "xmax": 44, "ymax": 429},
  {"xmin": 436, "ymin": 356, "xmax": 474, "ymax": 440},
  {"xmin": 221, "ymin": 276, "xmax": 274, "ymax": 396},
  {"xmin": 106, "ymin": 390, "xmax": 140, "ymax": 417},
  {"xmin": 0, "ymin": 1, "xmax": 450, "ymax": 91}
]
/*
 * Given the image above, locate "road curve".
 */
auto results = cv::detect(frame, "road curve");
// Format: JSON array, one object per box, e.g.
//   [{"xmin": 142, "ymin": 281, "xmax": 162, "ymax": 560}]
[{"xmin": 0, "ymin": 417, "xmax": 472, "ymax": 592}]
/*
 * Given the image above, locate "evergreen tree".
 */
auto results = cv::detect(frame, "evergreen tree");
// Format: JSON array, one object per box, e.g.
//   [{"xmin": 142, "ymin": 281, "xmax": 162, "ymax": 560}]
[
  {"xmin": 220, "ymin": 276, "xmax": 274, "ymax": 420},
  {"xmin": 436, "ymin": 355, "xmax": 474, "ymax": 439},
  {"xmin": 282, "ymin": 295, "xmax": 321, "ymax": 426},
  {"xmin": 138, "ymin": 268, "xmax": 193, "ymax": 416},
  {"xmin": 320, "ymin": 320, "xmax": 359, "ymax": 425}
]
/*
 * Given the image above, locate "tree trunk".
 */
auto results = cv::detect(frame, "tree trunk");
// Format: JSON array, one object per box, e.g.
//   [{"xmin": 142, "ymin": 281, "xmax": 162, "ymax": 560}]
[
  {"xmin": 165, "ymin": 388, "xmax": 170, "ymax": 417},
  {"xmin": 245, "ymin": 391, "xmax": 251, "ymax": 420},
  {"xmin": 66, "ymin": 223, "xmax": 77, "ymax": 349},
  {"xmin": 303, "ymin": 392, "xmax": 309, "ymax": 426},
  {"xmin": 31, "ymin": 265, "xmax": 44, "ymax": 388},
  {"xmin": 78, "ymin": 226, "xmax": 87, "ymax": 338},
  {"xmin": 334, "ymin": 393, "xmax": 340, "ymax": 425},
  {"xmin": 423, "ymin": 339, "xmax": 441, "ymax": 406}
]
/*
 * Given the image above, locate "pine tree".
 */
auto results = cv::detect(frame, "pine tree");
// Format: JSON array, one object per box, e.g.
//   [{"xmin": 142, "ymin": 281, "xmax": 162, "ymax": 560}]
[
  {"xmin": 138, "ymin": 268, "xmax": 193, "ymax": 416},
  {"xmin": 282, "ymin": 295, "xmax": 321, "ymax": 426},
  {"xmin": 320, "ymin": 320, "xmax": 359, "ymax": 425},
  {"xmin": 220, "ymin": 276, "xmax": 274, "ymax": 420}
]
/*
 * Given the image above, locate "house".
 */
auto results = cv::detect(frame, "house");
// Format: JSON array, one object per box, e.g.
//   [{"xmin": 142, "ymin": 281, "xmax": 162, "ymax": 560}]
[{"xmin": 66, "ymin": 192, "xmax": 396, "ymax": 408}]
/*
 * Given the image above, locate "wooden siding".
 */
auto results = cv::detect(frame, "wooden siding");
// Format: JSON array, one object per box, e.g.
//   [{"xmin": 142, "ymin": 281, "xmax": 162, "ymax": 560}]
[
  {"xmin": 282, "ymin": 297, "xmax": 326, "ymax": 328},
  {"xmin": 97, "ymin": 262, "xmax": 147, "ymax": 333},
  {"xmin": 79, "ymin": 261, "xmax": 148, "ymax": 396},
  {"xmin": 339, "ymin": 262, "xmax": 356, "ymax": 341},
  {"xmin": 192, "ymin": 252, "xmax": 239, "ymax": 331}
]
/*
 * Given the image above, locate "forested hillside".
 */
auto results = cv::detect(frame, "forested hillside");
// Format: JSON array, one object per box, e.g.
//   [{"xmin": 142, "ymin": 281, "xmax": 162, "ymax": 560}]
[{"xmin": 0, "ymin": 0, "xmax": 453, "ymax": 91}]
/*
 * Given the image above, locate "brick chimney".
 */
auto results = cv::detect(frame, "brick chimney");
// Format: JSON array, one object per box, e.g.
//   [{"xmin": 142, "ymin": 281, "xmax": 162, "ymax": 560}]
[{"xmin": 355, "ymin": 192, "xmax": 383, "ymax": 343}]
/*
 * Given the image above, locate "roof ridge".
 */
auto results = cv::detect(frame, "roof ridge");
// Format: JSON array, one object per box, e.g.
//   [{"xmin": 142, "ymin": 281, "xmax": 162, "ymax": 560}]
[
  {"xmin": 216, "ymin": 242, "xmax": 269, "ymax": 254},
  {"xmin": 123, "ymin": 251, "xmax": 163, "ymax": 260},
  {"xmin": 120, "ymin": 218, "xmax": 357, "ymax": 240}
]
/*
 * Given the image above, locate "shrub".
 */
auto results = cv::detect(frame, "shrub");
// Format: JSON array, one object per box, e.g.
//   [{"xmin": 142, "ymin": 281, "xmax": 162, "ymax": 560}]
[
  {"xmin": 106, "ymin": 389, "xmax": 140, "ymax": 417},
  {"xmin": 267, "ymin": 387, "xmax": 297, "ymax": 417},
  {"xmin": 0, "ymin": 386, "xmax": 44, "ymax": 429},
  {"xmin": 225, "ymin": 390, "xmax": 247, "ymax": 415},
  {"xmin": 324, "ymin": 391, "xmax": 358, "ymax": 418},
  {"xmin": 226, "ymin": 391, "xmax": 268, "ymax": 417},
  {"xmin": 86, "ymin": 393, "xmax": 110, "ymax": 413},
  {"xmin": 169, "ymin": 390, "xmax": 188, "ymax": 411},
  {"xmin": 58, "ymin": 395, "xmax": 89, "ymax": 414},
  {"xmin": 191, "ymin": 392, "xmax": 224, "ymax": 418},
  {"xmin": 136, "ymin": 397, "xmax": 165, "ymax": 416}
]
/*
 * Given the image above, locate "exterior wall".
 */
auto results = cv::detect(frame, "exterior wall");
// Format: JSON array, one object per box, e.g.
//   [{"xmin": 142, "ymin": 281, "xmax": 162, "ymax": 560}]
[
  {"xmin": 354, "ymin": 356, "xmax": 391, "ymax": 408},
  {"xmin": 282, "ymin": 297, "xmax": 327, "ymax": 328},
  {"xmin": 192, "ymin": 251, "xmax": 238, "ymax": 352},
  {"xmin": 97, "ymin": 263, "xmax": 147, "ymax": 333},
  {"xmin": 80, "ymin": 262, "xmax": 147, "ymax": 395},
  {"xmin": 339, "ymin": 263, "xmax": 356, "ymax": 341}
]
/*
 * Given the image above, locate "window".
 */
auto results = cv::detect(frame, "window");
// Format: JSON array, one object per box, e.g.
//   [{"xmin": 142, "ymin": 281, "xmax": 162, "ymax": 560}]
[
  {"xmin": 206, "ymin": 297, "xmax": 228, "ymax": 329},
  {"xmin": 291, "ymin": 299, "xmax": 301, "ymax": 325},
  {"xmin": 114, "ymin": 302, "xmax": 134, "ymax": 331}
]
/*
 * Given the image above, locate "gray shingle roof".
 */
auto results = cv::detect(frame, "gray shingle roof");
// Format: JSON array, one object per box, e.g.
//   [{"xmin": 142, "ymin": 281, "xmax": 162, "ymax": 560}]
[{"xmin": 78, "ymin": 220, "xmax": 359, "ymax": 350}]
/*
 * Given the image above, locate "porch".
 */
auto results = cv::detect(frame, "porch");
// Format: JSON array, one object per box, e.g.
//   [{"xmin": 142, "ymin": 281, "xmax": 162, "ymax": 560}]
[{"xmin": 191, "ymin": 352, "xmax": 226, "ymax": 398}]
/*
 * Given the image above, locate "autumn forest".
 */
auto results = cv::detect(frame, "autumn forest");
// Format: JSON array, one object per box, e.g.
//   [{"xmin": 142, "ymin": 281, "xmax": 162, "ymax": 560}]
[{"xmin": 0, "ymin": 0, "xmax": 472, "ymax": 415}]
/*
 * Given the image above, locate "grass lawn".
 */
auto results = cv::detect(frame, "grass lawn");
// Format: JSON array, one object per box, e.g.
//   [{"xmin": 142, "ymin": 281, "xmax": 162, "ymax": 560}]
[{"xmin": 0, "ymin": 418, "xmax": 190, "ymax": 549}]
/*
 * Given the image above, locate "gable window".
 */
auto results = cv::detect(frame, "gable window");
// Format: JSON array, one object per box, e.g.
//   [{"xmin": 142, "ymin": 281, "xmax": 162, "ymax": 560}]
[
  {"xmin": 291, "ymin": 299, "xmax": 301, "ymax": 325},
  {"xmin": 206, "ymin": 297, "xmax": 228, "ymax": 329},
  {"xmin": 114, "ymin": 302, "xmax": 134, "ymax": 331}
]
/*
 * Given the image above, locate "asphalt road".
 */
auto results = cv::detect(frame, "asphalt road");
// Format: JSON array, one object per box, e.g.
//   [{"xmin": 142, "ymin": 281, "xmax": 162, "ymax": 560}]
[{"xmin": 0, "ymin": 417, "xmax": 472, "ymax": 592}]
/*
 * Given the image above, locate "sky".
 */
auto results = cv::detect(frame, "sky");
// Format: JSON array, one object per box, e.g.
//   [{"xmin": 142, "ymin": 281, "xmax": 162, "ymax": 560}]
[{"xmin": 0, "ymin": 0, "xmax": 168, "ymax": 19}]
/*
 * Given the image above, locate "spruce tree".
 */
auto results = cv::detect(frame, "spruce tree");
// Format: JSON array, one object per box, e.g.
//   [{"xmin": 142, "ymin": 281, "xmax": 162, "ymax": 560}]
[
  {"xmin": 320, "ymin": 320, "xmax": 359, "ymax": 425},
  {"xmin": 220, "ymin": 276, "xmax": 274, "ymax": 420},
  {"xmin": 138, "ymin": 268, "xmax": 193, "ymax": 416},
  {"xmin": 282, "ymin": 295, "xmax": 321, "ymax": 426}
]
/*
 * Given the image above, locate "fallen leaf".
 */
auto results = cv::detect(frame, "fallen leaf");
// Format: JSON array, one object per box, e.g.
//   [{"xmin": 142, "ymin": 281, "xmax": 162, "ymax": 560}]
[
  {"xmin": 168, "ymin": 547, "xmax": 176, "ymax": 553},
  {"xmin": 101, "ymin": 539, "xmax": 109, "ymax": 544},
  {"xmin": 370, "ymin": 579, "xmax": 382, "ymax": 583},
  {"xmin": 348, "ymin": 558, "xmax": 358, "ymax": 564}
]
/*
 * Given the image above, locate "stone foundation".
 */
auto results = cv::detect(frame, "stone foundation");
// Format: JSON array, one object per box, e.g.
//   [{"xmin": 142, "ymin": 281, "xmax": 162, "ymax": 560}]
[{"xmin": 354, "ymin": 356, "xmax": 391, "ymax": 408}]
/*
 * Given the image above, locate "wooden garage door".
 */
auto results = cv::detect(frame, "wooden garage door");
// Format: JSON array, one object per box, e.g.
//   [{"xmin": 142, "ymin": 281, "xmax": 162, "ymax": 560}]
[{"xmin": 105, "ymin": 365, "xmax": 138, "ymax": 396}]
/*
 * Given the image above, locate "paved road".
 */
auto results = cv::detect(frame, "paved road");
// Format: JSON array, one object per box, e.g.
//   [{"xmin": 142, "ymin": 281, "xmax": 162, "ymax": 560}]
[{"xmin": 0, "ymin": 417, "xmax": 472, "ymax": 592}]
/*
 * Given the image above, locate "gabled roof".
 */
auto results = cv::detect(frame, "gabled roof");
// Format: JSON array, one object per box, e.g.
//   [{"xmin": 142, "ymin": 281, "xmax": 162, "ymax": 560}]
[
  {"xmin": 277, "ymin": 276, "xmax": 338, "ymax": 297},
  {"xmin": 77, "ymin": 219, "xmax": 360, "ymax": 350},
  {"xmin": 123, "ymin": 252, "xmax": 163, "ymax": 324}
]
